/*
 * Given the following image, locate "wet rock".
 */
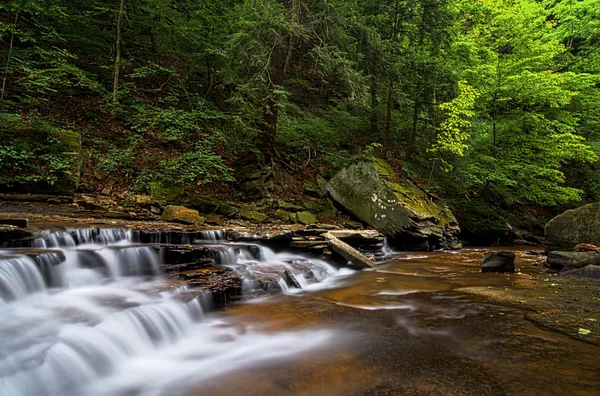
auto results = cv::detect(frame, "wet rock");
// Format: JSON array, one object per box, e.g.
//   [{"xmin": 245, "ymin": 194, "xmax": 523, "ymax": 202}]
[
  {"xmin": 327, "ymin": 160, "xmax": 459, "ymax": 248},
  {"xmin": 240, "ymin": 210, "xmax": 268, "ymax": 224},
  {"xmin": 481, "ymin": 251, "xmax": 515, "ymax": 273},
  {"xmin": 227, "ymin": 230, "xmax": 293, "ymax": 244},
  {"xmin": 297, "ymin": 211, "xmax": 318, "ymax": 225},
  {"xmin": 547, "ymin": 251, "xmax": 600, "ymax": 269},
  {"xmin": 562, "ymin": 265, "xmax": 600, "ymax": 280},
  {"xmin": 150, "ymin": 205, "xmax": 162, "ymax": 214},
  {"xmin": 150, "ymin": 182, "xmax": 184, "ymax": 202},
  {"xmin": 277, "ymin": 200, "xmax": 305, "ymax": 212},
  {"xmin": 0, "ymin": 218, "xmax": 28, "ymax": 228},
  {"xmin": 188, "ymin": 195, "xmax": 220, "ymax": 214},
  {"xmin": 160, "ymin": 205, "xmax": 205, "ymax": 225},
  {"xmin": 575, "ymin": 243, "xmax": 600, "ymax": 253},
  {"xmin": 545, "ymin": 203, "xmax": 600, "ymax": 252}
]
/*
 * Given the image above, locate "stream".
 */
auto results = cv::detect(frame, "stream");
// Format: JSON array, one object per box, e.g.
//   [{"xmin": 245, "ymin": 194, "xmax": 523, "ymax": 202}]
[{"xmin": 1, "ymin": 228, "xmax": 599, "ymax": 395}]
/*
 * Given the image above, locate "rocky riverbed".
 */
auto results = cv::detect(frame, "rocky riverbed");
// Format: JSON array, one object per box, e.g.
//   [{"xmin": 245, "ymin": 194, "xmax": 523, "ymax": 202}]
[{"xmin": 1, "ymin": 202, "xmax": 600, "ymax": 395}]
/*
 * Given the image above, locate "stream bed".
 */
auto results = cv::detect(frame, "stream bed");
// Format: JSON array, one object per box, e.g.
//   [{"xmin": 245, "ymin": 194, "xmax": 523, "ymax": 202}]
[{"xmin": 1, "ymin": 228, "xmax": 599, "ymax": 395}]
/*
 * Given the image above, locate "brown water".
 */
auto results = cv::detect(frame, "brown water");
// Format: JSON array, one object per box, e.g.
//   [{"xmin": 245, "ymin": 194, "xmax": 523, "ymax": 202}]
[{"xmin": 189, "ymin": 249, "xmax": 600, "ymax": 395}]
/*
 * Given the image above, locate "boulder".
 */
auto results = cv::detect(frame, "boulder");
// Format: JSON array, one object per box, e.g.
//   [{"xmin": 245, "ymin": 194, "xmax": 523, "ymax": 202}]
[
  {"xmin": 327, "ymin": 159, "xmax": 458, "ymax": 248},
  {"xmin": 0, "ymin": 226, "xmax": 33, "ymax": 247},
  {"xmin": 545, "ymin": 203, "xmax": 600, "ymax": 252},
  {"xmin": 160, "ymin": 205, "xmax": 204, "ymax": 225},
  {"xmin": 481, "ymin": 251, "xmax": 515, "ymax": 273},
  {"xmin": 240, "ymin": 210, "xmax": 268, "ymax": 224},
  {"xmin": 188, "ymin": 195, "xmax": 220, "ymax": 214},
  {"xmin": 547, "ymin": 251, "xmax": 600, "ymax": 269},
  {"xmin": 150, "ymin": 182, "xmax": 184, "ymax": 202},
  {"xmin": 297, "ymin": 211, "xmax": 318, "ymax": 225},
  {"xmin": 561, "ymin": 265, "xmax": 600, "ymax": 280}
]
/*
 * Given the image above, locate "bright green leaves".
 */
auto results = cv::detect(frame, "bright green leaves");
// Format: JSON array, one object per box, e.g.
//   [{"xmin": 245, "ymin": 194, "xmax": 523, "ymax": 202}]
[{"xmin": 429, "ymin": 81, "xmax": 477, "ymax": 171}]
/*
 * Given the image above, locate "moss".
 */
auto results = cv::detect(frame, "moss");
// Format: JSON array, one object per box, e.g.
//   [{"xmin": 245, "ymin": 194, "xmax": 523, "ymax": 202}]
[
  {"xmin": 370, "ymin": 158, "xmax": 397, "ymax": 180},
  {"xmin": 150, "ymin": 182, "xmax": 184, "ymax": 202}
]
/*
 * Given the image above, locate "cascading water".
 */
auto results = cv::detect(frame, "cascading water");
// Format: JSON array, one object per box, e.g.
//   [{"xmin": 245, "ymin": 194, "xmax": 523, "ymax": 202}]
[
  {"xmin": 0, "ymin": 228, "xmax": 337, "ymax": 396},
  {"xmin": 214, "ymin": 243, "xmax": 353, "ymax": 294}
]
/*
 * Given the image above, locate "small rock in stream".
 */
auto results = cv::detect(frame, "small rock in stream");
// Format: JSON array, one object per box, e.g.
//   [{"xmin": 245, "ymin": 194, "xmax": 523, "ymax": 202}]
[{"xmin": 481, "ymin": 251, "xmax": 515, "ymax": 273}]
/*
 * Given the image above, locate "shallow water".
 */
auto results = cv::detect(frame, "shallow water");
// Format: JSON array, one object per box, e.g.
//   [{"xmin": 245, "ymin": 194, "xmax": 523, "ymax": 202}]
[{"xmin": 1, "ymin": 232, "xmax": 599, "ymax": 395}]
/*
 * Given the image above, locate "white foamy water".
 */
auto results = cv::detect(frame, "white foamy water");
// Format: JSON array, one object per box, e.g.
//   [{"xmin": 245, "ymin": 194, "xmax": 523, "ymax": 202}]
[{"xmin": 0, "ymin": 229, "xmax": 340, "ymax": 396}]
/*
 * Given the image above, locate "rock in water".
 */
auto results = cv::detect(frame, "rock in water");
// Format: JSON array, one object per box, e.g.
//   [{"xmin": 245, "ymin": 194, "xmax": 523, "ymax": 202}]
[
  {"xmin": 160, "ymin": 205, "xmax": 204, "ymax": 225},
  {"xmin": 481, "ymin": 251, "xmax": 515, "ymax": 273},
  {"xmin": 545, "ymin": 203, "xmax": 600, "ymax": 252},
  {"xmin": 326, "ymin": 159, "xmax": 459, "ymax": 249},
  {"xmin": 547, "ymin": 251, "xmax": 600, "ymax": 269}
]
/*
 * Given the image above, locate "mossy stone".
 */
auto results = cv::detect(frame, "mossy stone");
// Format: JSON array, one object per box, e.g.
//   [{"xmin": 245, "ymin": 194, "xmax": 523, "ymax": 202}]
[
  {"xmin": 240, "ymin": 210, "xmax": 268, "ymax": 224},
  {"xmin": 327, "ymin": 159, "xmax": 459, "ymax": 242},
  {"xmin": 274, "ymin": 209, "xmax": 291, "ymax": 221},
  {"xmin": 277, "ymin": 200, "xmax": 304, "ymax": 212},
  {"xmin": 297, "ymin": 211, "xmax": 318, "ymax": 225},
  {"xmin": 150, "ymin": 182, "xmax": 184, "ymax": 202}
]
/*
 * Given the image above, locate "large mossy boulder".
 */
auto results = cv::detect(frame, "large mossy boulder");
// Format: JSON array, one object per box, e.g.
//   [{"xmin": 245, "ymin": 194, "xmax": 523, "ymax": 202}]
[
  {"xmin": 326, "ymin": 159, "xmax": 459, "ymax": 249},
  {"xmin": 545, "ymin": 203, "xmax": 600, "ymax": 253},
  {"xmin": 160, "ymin": 205, "xmax": 204, "ymax": 225}
]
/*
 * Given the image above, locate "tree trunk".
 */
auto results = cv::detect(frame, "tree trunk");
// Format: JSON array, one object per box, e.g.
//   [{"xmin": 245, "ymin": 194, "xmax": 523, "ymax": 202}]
[
  {"xmin": 407, "ymin": 99, "xmax": 420, "ymax": 158},
  {"xmin": 112, "ymin": 0, "xmax": 125, "ymax": 103},
  {"xmin": 1, "ymin": 11, "xmax": 18, "ymax": 101},
  {"xmin": 370, "ymin": 75, "xmax": 378, "ymax": 136},
  {"xmin": 383, "ymin": 78, "xmax": 394, "ymax": 152}
]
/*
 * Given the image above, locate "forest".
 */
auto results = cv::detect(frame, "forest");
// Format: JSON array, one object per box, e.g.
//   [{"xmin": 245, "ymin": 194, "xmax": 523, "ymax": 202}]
[{"xmin": 1, "ymin": 0, "xmax": 599, "ymax": 236}]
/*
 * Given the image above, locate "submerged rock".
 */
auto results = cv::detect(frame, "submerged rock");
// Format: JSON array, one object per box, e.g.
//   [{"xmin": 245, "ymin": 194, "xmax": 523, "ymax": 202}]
[
  {"xmin": 547, "ymin": 251, "xmax": 600, "ymax": 269},
  {"xmin": 545, "ymin": 203, "xmax": 600, "ymax": 252},
  {"xmin": 160, "ymin": 205, "xmax": 204, "ymax": 225},
  {"xmin": 326, "ymin": 159, "xmax": 459, "ymax": 249},
  {"xmin": 481, "ymin": 251, "xmax": 515, "ymax": 273}
]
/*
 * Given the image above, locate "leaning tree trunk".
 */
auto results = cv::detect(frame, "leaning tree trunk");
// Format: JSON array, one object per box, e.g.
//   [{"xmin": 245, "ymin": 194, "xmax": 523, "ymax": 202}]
[{"xmin": 112, "ymin": 0, "xmax": 125, "ymax": 103}]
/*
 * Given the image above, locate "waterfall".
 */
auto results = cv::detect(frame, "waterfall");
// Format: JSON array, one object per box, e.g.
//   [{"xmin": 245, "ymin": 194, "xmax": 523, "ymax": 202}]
[{"xmin": 0, "ymin": 228, "xmax": 337, "ymax": 396}]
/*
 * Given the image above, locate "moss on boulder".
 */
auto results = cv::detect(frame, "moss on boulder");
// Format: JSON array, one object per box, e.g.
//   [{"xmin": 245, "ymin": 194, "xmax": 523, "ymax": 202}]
[{"xmin": 326, "ymin": 160, "xmax": 459, "ymax": 249}]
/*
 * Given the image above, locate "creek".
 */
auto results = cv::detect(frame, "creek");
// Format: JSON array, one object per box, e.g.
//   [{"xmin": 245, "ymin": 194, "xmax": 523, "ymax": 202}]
[{"xmin": 1, "ymin": 228, "xmax": 599, "ymax": 395}]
